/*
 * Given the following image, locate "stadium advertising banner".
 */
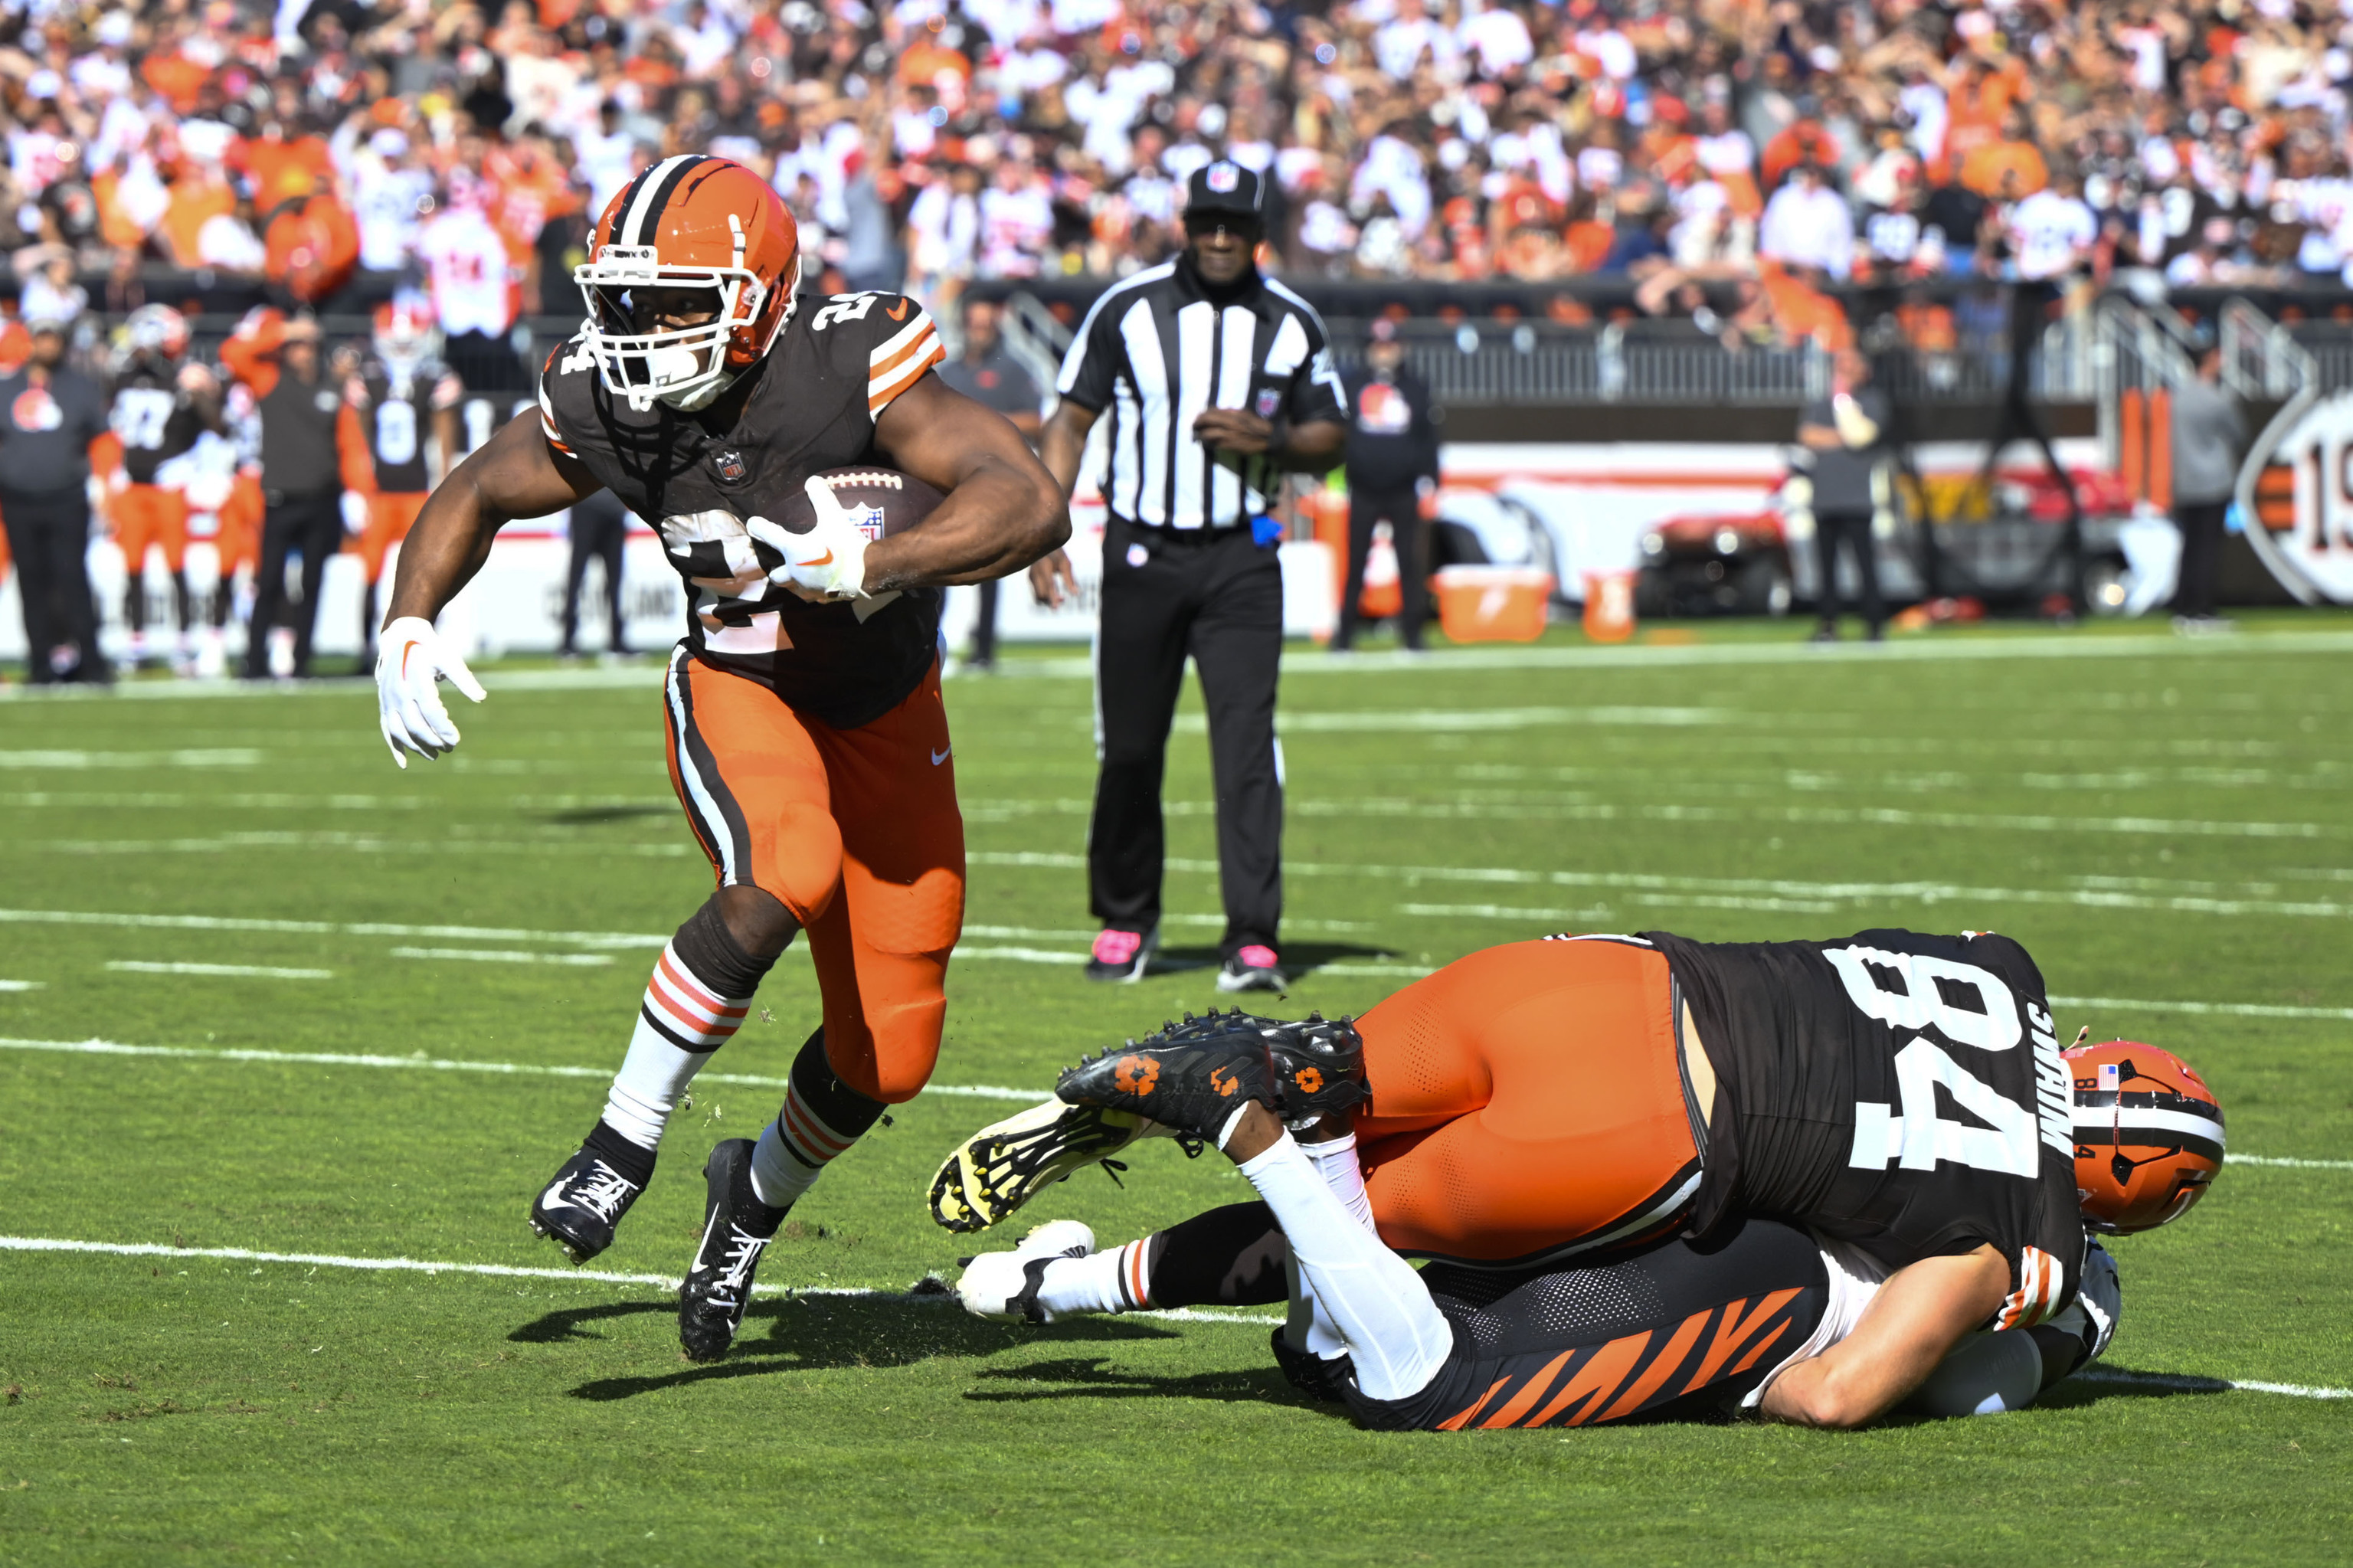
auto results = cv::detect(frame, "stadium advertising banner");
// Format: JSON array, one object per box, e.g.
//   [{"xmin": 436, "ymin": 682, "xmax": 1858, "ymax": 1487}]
[{"xmin": 2247, "ymin": 390, "xmax": 2353, "ymax": 604}]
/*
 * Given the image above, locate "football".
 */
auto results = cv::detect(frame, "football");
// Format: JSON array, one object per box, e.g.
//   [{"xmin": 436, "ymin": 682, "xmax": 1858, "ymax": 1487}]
[{"xmin": 770, "ymin": 466, "xmax": 946, "ymax": 541}]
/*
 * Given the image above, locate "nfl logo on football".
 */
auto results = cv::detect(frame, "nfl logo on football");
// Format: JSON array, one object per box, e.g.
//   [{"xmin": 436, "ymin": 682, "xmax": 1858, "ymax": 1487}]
[{"xmin": 853, "ymin": 503, "xmax": 886, "ymax": 542}]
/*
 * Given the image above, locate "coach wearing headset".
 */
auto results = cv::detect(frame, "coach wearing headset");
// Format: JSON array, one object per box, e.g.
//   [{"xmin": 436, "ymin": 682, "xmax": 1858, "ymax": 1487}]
[{"xmin": 1029, "ymin": 162, "xmax": 1349, "ymax": 994}]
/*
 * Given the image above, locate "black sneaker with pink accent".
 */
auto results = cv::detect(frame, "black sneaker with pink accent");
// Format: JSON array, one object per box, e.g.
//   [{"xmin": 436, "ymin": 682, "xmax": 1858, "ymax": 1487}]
[
  {"xmin": 1084, "ymin": 925, "xmax": 1157, "ymax": 984},
  {"xmin": 1216, "ymin": 943, "xmax": 1287, "ymax": 994}
]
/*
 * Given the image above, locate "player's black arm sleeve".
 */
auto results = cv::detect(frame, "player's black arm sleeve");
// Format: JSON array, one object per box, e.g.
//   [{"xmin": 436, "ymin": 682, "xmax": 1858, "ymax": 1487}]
[
  {"xmin": 866, "ymin": 372, "xmax": 1070, "ymax": 591},
  {"xmin": 384, "ymin": 410, "xmax": 603, "ymax": 626}
]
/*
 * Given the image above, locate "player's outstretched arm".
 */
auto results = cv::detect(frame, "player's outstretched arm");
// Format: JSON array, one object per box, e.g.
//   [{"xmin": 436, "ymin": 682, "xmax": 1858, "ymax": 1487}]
[
  {"xmin": 1759, "ymin": 1244, "xmax": 2010, "ymax": 1429},
  {"xmin": 867, "ymin": 374, "xmax": 1070, "ymax": 593},
  {"xmin": 385, "ymin": 410, "xmax": 602, "ymax": 626},
  {"xmin": 375, "ymin": 411, "xmax": 602, "ymax": 768}
]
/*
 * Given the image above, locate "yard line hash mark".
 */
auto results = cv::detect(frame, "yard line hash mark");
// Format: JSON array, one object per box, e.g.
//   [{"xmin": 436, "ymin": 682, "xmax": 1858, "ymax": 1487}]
[{"xmin": 106, "ymin": 961, "xmax": 334, "ymax": 980}]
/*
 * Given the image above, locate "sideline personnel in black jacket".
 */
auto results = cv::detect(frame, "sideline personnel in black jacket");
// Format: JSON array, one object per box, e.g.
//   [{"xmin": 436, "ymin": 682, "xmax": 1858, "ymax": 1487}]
[
  {"xmin": 0, "ymin": 314, "xmax": 111, "ymax": 683},
  {"xmin": 1335, "ymin": 318, "xmax": 1442, "ymax": 651}
]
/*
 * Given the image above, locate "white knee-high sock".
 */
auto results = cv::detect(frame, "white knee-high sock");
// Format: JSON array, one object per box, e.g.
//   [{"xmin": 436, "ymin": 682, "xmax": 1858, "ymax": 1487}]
[
  {"xmin": 1236, "ymin": 1133, "xmax": 1454, "ymax": 1403},
  {"xmin": 747, "ymin": 1041, "xmax": 887, "ymax": 1211},
  {"xmin": 1290, "ymin": 1133, "xmax": 1375, "ymax": 1358},
  {"xmin": 600, "ymin": 941, "xmax": 751, "ymax": 1150}
]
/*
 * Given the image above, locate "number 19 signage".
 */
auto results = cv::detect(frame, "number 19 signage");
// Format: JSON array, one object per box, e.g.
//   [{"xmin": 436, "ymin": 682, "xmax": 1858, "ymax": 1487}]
[{"xmin": 2251, "ymin": 390, "xmax": 2353, "ymax": 602}]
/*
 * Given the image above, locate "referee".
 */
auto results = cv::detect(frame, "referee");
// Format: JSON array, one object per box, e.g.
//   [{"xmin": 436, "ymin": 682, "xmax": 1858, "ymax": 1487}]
[{"xmin": 1030, "ymin": 161, "xmax": 1347, "ymax": 992}]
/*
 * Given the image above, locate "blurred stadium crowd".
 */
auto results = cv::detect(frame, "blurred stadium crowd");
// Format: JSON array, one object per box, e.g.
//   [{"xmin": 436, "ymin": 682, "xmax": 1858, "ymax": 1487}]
[{"xmin": 8, "ymin": 0, "xmax": 2353, "ymax": 339}]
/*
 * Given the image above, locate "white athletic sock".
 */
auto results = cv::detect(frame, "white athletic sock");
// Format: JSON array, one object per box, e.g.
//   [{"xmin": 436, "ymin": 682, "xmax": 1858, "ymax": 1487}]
[
  {"xmin": 1302, "ymin": 1133, "xmax": 1375, "ymax": 1233},
  {"xmin": 1237, "ymin": 1134, "xmax": 1454, "ymax": 1403},
  {"xmin": 1290, "ymin": 1133, "xmax": 1373, "ymax": 1358},
  {"xmin": 598, "ymin": 940, "xmax": 751, "ymax": 1151},
  {"xmin": 748, "ymin": 1075, "xmax": 866, "ymax": 1209},
  {"xmin": 1034, "ymin": 1240, "xmax": 1153, "ymax": 1318}
]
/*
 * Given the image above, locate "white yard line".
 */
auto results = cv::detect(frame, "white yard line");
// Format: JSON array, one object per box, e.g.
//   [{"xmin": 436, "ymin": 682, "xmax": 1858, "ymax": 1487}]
[
  {"xmin": 2076, "ymin": 1367, "xmax": 2353, "ymax": 1400},
  {"xmin": 0, "ymin": 1236, "xmax": 1279, "ymax": 1325},
  {"xmin": 0, "ymin": 748, "xmax": 263, "ymax": 768},
  {"xmin": 0, "ymin": 792, "xmax": 429, "ymax": 810},
  {"xmin": 106, "ymin": 961, "xmax": 333, "ymax": 980},
  {"xmin": 388, "ymin": 947, "xmax": 616, "ymax": 967},
  {"xmin": 0, "ymin": 980, "xmax": 42, "ymax": 991},
  {"xmin": 964, "ymin": 795, "xmax": 2345, "ymax": 841},
  {"xmin": 1171, "ymin": 705, "xmax": 1740, "ymax": 735},
  {"xmin": 2228, "ymin": 1156, "xmax": 2353, "ymax": 1170},
  {"xmin": 0, "ymin": 1035, "xmax": 1036, "ymax": 1101},
  {"xmin": 2050, "ymin": 994, "xmax": 2353, "ymax": 1022},
  {"xmin": 0, "ymin": 907, "xmax": 668, "ymax": 948},
  {"xmin": 6, "ymin": 629, "xmax": 2352, "ymax": 708},
  {"xmin": 32, "ymin": 835, "xmax": 701, "ymax": 858},
  {"xmin": 996, "ymin": 630, "xmax": 2353, "ymax": 678},
  {"xmin": 972, "ymin": 855, "xmax": 2353, "ymax": 922}
]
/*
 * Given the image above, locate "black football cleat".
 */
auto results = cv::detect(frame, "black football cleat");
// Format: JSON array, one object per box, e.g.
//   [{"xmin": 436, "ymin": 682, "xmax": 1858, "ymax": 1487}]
[
  {"xmin": 1264, "ymin": 1013, "xmax": 1370, "ymax": 1128},
  {"xmin": 530, "ymin": 1146, "xmax": 647, "ymax": 1264},
  {"xmin": 679, "ymin": 1138, "xmax": 786, "ymax": 1363},
  {"xmin": 1269, "ymin": 1325, "xmax": 1356, "ymax": 1406},
  {"xmin": 1055, "ymin": 1008, "xmax": 1279, "ymax": 1143}
]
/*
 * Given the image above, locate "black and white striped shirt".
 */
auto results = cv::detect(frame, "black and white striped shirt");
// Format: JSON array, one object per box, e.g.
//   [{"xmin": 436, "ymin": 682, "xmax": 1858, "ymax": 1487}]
[{"xmin": 1055, "ymin": 262, "xmax": 1348, "ymax": 530}]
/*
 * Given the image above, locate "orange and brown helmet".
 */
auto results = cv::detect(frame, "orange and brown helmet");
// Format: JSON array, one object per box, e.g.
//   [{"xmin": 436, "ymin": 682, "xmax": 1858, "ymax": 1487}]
[
  {"xmin": 2063, "ymin": 1038, "xmax": 2224, "ymax": 1234},
  {"xmin": 574, "ymin": 153, "xmax": 801, "ymax": 411}
]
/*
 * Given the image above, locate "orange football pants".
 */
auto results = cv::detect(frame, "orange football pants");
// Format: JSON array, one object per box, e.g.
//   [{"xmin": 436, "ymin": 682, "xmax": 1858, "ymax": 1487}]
[
  {"xmin": 1354, "ymin": 938, "xmax": 1703, "ymax": 1268},
  {"xmin": 662, "ymin": 650, "xmax": 965, "ymax": 1104},
  {"xmin": 214, "ymin": 473, "xmax": 263, "ymax": 574},
  {"xmin": 355, "ymin": 491, "xmax": 427, "ymax": 583},
  {"xmin": 113, "ymin": 484, "xmax": 190, "ymax": 573}
]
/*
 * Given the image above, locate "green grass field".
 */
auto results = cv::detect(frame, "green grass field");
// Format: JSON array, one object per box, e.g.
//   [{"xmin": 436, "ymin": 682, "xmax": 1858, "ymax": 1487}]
[{"xmin": 3, "ymin": 619, "xmax": 2351, "ymax": 1565}]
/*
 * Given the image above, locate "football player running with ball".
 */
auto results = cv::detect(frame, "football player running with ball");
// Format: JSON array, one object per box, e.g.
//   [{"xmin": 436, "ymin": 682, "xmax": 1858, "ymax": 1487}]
[
  {"xmin": 372, "ymin": 155, "xmax": 1067, "ymax": 1360},
  {"xmin": 937, "ymin": 928, "xmax": 2222, "ymax": 1426}
]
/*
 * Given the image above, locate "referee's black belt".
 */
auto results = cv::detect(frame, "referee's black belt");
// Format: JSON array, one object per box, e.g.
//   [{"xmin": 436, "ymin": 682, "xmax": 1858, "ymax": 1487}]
[{"xmin": 1113, "ymin": 522, "xmax": 1246, "ymax": 546}]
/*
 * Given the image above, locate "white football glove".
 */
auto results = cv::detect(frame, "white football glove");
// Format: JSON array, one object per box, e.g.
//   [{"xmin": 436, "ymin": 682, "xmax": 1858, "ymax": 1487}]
[
  {"xmin": 744, "ymin": 476, "xmax": 872, "ymax": 602},
  {"xmin": 375, "ymin": 615, "xmax": 486, "ymax": 769},
  {"xmin": 2056, "ymin": 1239, "xmax": 2122, "ymax": 1366}
]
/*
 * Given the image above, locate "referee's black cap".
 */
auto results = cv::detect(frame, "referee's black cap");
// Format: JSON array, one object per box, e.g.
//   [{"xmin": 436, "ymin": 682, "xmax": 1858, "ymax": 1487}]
[{"xmin": 1185, "ymin": 160, "xmax": 1266, "ymax": 223}]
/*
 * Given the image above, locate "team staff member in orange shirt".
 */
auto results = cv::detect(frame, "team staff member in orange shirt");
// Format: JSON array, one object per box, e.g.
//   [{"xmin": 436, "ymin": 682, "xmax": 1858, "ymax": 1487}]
[{"xmin": 0, "ymin": 314, "xmax": 112, "ymax": 684}]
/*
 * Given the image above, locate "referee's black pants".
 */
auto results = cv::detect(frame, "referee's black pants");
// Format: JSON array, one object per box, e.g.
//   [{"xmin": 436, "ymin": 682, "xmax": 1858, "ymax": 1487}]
[
  {"xmin": 246, "ymin": 489, "xmax": 344, "ymax": 679},
  {"xmin": 2, "ymin": 492, "xmax": 104, "ymax": 683},
  {"xmin": 1090, "ymin": 514, "xmax": 1284, "ymax": 957}
]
